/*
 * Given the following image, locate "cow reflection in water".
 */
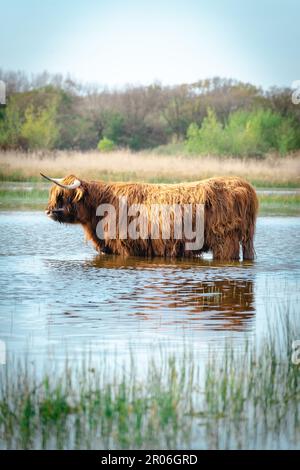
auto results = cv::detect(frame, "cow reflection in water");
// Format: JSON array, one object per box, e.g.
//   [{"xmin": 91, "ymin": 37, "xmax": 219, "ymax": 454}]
[
  {"xmin": 129, "ymin": 279, "xmax": 254, "ymax": 331},
  {"xmin": 90, "ymin": 256, "xmax": 255, "ymax": 332}
]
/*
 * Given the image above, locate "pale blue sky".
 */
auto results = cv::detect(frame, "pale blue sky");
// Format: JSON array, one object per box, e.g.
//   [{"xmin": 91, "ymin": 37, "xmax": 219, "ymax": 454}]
[{"xmin": 0, "ymin": 0, "xmax": 299, "ymax": 89}]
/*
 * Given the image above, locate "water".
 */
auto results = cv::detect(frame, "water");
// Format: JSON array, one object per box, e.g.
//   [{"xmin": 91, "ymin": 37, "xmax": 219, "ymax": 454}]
[{"xmin": 0, "ymin": 212, "xmax": 299, "ymax": 365}]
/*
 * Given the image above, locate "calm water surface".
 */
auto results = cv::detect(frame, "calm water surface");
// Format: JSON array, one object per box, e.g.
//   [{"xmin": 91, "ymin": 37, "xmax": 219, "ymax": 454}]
[{"xmin": 0, "ymin": 212, "xmax": 299, "ymax": 363}]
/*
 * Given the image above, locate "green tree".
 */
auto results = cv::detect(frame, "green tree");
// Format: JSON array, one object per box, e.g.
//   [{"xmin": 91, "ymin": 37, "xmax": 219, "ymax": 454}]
[
  {"xmin": 276, "ymin": 118, "xmax": 298, "ymax": 156},
  {"xmin": 186, "ymin": 108, "xmax": 224, "ymax": 154},
  {"xmin": 0, "ymin": 97, "xmax": 22, "ymax": 148},
  {"xmin": 186, "ymin": 107, "xmax": 299, "ymax": 157},
  {"xmin": 21, "ymin": 100, "xmax": 59, "ymax": 150},
  {"xmin": 101, "ymin": 111, "xmax": 125, "ymax": 145}
]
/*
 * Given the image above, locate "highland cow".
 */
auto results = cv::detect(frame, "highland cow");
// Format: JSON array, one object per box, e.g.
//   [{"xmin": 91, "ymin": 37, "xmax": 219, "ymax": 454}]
[{"xmin": 42, "ymin": 174, "xmax": 258, "ymax": 261}]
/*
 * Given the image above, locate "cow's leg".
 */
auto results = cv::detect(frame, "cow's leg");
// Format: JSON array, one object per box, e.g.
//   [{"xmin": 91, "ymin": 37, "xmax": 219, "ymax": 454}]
[
  {"xmin": 212, "ymin": 232, "xmax": 240, "ymax": 261},
  {"xmin": 242, "ymin": 237, "xmax": 255, "ymax": 261}
]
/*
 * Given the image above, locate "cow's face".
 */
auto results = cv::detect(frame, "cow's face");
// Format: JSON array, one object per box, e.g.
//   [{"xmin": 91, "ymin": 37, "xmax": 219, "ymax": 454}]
[{"xmin": 43, "ymin": 174, "xmax": 85, "ymax": 224}]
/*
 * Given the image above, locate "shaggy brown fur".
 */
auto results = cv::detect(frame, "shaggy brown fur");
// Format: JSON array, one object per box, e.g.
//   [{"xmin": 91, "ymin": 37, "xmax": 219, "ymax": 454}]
[{"xmin": 45, "ymin": 175, "xmax": 259, "ymax": 260}]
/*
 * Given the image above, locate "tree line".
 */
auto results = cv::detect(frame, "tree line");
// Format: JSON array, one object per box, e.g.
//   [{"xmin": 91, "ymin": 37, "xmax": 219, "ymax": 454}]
[{"xmin": 0, "ymin": 70, "xmax": 299, "ymax": 157}]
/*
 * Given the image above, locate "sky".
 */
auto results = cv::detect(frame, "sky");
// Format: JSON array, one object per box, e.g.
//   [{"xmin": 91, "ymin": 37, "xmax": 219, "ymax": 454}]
[{"xmin": 0, "ymin": 0, "xmax": 299, "ymax": 89}]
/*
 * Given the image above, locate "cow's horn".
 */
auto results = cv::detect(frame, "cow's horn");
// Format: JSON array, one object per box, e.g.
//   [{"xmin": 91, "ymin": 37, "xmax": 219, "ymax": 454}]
[{"xmin": 40, "ymin": 173, "xmax": 81, "ymax": 189}]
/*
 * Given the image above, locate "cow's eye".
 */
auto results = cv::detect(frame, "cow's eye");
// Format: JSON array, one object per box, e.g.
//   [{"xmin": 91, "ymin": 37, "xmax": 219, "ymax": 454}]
[{"xmin": 57, "ymin": 195, "xmax": 64, "ymax": 207}]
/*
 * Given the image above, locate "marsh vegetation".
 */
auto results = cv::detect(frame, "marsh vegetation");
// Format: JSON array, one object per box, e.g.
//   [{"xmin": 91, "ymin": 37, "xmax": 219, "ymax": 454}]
[{"xmin": 0, "ymin": 312, "xmax": 299, "ymax": 449}]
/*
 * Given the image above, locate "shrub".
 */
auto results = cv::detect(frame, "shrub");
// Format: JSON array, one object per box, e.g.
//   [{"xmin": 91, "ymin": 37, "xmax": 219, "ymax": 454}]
[
  {"xmin": 186, "ymin": 107, "xmax": 299, "ymax": 157},
  {"xmin": 97, "ymin": 137, "xmax": 115, "ymax": 152}
]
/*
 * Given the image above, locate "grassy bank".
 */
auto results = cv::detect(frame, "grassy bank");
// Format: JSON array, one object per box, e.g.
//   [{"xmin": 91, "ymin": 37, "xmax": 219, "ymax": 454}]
[
  {"xmin": 0, "ymin": 313, "xmax": 299, "ymax": 449},
  {"xmin": 0, "ymin": 188, "xmax": 47, "ymax": 210},
  {"xmin": 0, "ymin": 150, "xmax": 300, "ymax": 187},
  {"xmin": 258, "ymin": 194, "xmax": 300, "ymax": 216},
  {"xmin": 0, "ymin": 186, "xmax": 299, "ymax": 215}
]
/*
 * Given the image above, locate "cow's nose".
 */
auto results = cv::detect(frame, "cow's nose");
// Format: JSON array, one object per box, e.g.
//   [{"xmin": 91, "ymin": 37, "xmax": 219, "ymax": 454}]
[{"xmin": 45, "ymin": 209, "xmax": 51, "ymax": 216}]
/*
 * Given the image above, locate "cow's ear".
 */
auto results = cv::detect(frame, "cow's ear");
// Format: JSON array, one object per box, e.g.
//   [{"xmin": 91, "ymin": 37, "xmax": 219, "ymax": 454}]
[{"xmin": 73, "ymin": 187, "xmax": 85, "ymax": 202}]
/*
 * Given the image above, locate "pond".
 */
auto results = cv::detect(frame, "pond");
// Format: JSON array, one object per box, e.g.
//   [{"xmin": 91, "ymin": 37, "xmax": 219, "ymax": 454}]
[{"xmin": 0, "ymin": 212, "xmax": 299, "ymax": 365}]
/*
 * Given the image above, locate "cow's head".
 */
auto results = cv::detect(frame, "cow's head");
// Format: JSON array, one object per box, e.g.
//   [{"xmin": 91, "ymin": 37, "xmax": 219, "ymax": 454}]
[{"xmin": 42, "ymin": 173, "xmax": 86, "ymax": 224}]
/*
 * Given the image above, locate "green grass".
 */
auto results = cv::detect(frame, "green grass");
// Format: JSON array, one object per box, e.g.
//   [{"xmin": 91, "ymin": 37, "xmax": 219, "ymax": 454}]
[
  {"xmin": 0, "ymin": 353, "xmax": 195, "ymax": 450},
  {"xmin": 249, "ymin": 180, "xmax": 300, "ymax": 189},
  {"xmin": 259, "ymin": 194, "xmax": 300, "ymax": 216},
  {"xmin": 0, "ymin": 313, "xmax": 299, "ymax": 449},
  {"xmin": 0, "ymin": 189, "xmax": 48, "ymax": 210},
  {"xmin": 0, "ymin": 170, "xmax": 299, "ymax": 188}
]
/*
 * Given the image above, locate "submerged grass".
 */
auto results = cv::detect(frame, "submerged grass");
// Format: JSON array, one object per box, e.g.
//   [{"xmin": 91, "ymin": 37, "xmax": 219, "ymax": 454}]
[
  {"xmin": 0, "ymin": 352, "xmax": 195, "ymax": 450},
  {"xmin": 0, "ymin": 313, "xmax": 299, "ymax": 449}
]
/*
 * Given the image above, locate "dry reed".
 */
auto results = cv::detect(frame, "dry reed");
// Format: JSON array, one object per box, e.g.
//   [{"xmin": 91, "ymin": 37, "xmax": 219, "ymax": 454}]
[{"xmin": 0, "ymin": 150, "xmax": 299, "ymax": 186}]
